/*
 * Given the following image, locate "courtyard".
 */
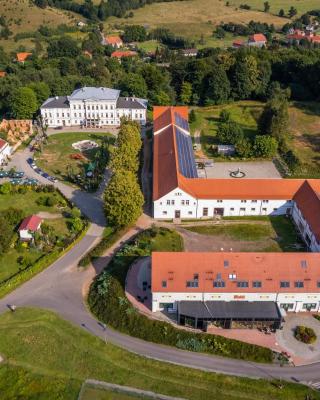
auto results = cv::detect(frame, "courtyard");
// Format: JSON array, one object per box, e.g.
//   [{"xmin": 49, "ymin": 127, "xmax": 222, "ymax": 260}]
[{"xmin": 197, "ymin": 160, "xmax": 282, "ymax": 179}]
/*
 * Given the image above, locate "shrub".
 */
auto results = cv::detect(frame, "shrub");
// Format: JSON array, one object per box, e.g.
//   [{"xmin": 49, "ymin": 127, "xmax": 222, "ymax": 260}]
[
  {"xmin": 313, "ymin": 314, "xmax": 320, "ymax": 322},
  {"xmin": 88, "ymin": 228, "xmax": 273, "ymax": 363},
  {"xmin": 294, "ymin": 325, "xmax": 317, "ymax": 344}
]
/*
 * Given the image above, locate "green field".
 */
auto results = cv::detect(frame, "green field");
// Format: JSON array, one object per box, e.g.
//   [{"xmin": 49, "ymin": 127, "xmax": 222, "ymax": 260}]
[
  {"xmin": 231, "ymin": 0, "xmax": 320, "ymax": 15},
  {"xmin": 0, "ymin": 308, "xmax": 317, "ymax": 400},
  {"xmin": 106, "ymin": 0, "xmax": 287, "ymax": 43},
  {"xmin": 36, "ymin": 132, "xmax": 113, "ymax": 186},
  {"xmin": 80, "ymin": 385, "xmax": 152, "ymax": 400},
  {"xmin": 190, "ymin": 101, "xmax": 320, "ymax": 176},
  {"xmin": 0, "ymin": 190, "xmax": 72, "ymax": 282},
  {"xmin": 184, "ymin": 216, "xmax": 306, "ymax": 252}
]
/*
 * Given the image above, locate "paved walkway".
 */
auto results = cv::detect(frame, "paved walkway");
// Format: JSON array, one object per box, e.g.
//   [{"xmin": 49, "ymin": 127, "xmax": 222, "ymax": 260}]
[{"xmin": 276, "ymin": 314, "xmax": 320, "ymax": 365}]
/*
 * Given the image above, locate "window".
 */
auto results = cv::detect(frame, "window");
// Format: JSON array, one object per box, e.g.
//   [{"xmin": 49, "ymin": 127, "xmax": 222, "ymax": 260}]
[
  {"xmin": 228, "ymin": 273, "xmax": 236, "ymax": 280},
  {"xmin": 302, "ymin": 303, "xmax": 317, "ymax": 310},
  {"xmin": 241, "ymin": 200, "xmax": 247, "ymax": 203},
  {"xmin": 273, "ymin": 208, "xmax": 278, "ymax": 211},
  {"xmin": 171, "ymin": 200, "xmax": 175, "ymax": 205},
  {"xmin": 263, "ymin": 200, "xmax": 269, "ymax": 203},
  {"xmin": 193, "ymin": 273, "xmax": 199, "ymax": 280},
  {"xmin": 301, "ymin": 260, "xmax": 307, "ymax": 268},
  {"xmin": 203, "ymin": 208, "xmax": 208, "ymax": 217},
  {"xmin": 181, "ymin": 200, "xmax": 185, "ymax": 205},
  {"xmin": 186, "ymin": 200, "xmax": 189, "ymax": 205},
  {"xmin": 73, "ymin": 105, "xmax": 76, "ymax": 109},
  {"xmin": 251, "ymin": 208, "xmax": 256, "ymax": 211},
  {"xmin": 252, "ymin": 281, "xmax": 262, "ymax": 288},
  {"xmin": 217, "ymin": 200, "xmax": 223, "ymax": 203},
  {"xmin": 186, "ymin": 281, "xmax": 199, "ymax": 288},
  {"xmin": 294, "ymin": 281, "xmax": 304, "ymax": 288},
  {"xmin": 224, "ymin": 260, "xmax": 229, "ymax": 267},
  {"xmin": 240, "ymin": 207, "xmax": 245, "ymax": 211},
  {"xmin": 237, "ymin": 281, "xmax": 249, "ymax": 288},
  {"xmin": 317, "ymin": 281, "xmax": 320, "ymax": 288},
  {"xmin": 280, "ymin": 303, "xmax": 294, "ymax": 310},
  {"xmin": 230, "ymin": 207, "xmax": 234, "ymax": 211},
  {"xmin": 166, "ymin": 200, "xmax": 170, "ymax": 205},
  {"xmin": 188, "ymin": 211, "xmax": 192, "ymax": 215},
  {"xmin": 162, "ymin": 211, "xmax": 167, "ymax": 215},
  {"xmin": 252, "ymin": 200, "xmax": 257, "ymax": 203},
  {"xmin": 213, "ymin": 281, "xmax": 225, "ymax": 288},
  {"xmin": 78, "ymin": 105, "xmax": 81, "ymax": 109},
  {"xmin": 162, "ymin": 280, "xmax": 167, "ymax": 288},
  {"xmin": 280, "ymin": 281, "xmax": 290, "ymax": 288},
  {"xmin": 262, "ymin": 208, "xmax": 267, "ymax": 212}
]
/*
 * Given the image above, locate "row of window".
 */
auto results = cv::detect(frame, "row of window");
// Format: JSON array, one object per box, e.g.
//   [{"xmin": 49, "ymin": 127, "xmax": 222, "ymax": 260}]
[
  {"xmin": 161, "ymin": 280, "xmax": 320, "ymax": 289},
  {"xmin": 72, "ymin": 104, "xmax": 115, "ymax": 110}
]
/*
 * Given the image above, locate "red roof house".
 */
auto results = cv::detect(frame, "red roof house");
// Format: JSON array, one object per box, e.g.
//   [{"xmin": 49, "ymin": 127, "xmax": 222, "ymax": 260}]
[
  {"xmin": 18, "ymin": 215, "xmax": 42, "ymax": 241},
  {"xmin": 0, "ymin": 71, "xmax": 6, "ymax": 78},
  {"xmin": 105, "ymin": 35, "xmax": 123, "ymax": 48},
  {"xmin": 248, "ymin": 33, "xmax": 267, "ymax": 47},
  {"xmin": 111, "ymin": 50, "xmax": 138, "ymax": 60},
  {"xmin": 16, "ymin": 52, "xmax": 32, "ymax": 63}
]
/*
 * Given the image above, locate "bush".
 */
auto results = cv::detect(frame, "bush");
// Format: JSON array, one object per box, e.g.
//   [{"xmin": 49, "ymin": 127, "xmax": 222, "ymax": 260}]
[
  {"xmin": 294, "ymin": 325, "xmax": 317, "ymax": 344},
  {"xmin": 88, "ymin": 228, "xmax": 273, "ymax": 363}
]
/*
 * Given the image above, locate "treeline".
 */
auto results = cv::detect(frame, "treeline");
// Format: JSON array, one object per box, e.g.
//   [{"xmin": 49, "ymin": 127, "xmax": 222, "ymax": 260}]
[{"xmin": 33, "ymin": 0, "xmax": 182, "ymax": 20}]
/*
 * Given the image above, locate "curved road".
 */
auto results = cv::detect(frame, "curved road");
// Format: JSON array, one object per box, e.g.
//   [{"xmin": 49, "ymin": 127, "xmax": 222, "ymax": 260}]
[{"xmin": 1, "ymin": 139, "xmax": 320, "ymax": 387}]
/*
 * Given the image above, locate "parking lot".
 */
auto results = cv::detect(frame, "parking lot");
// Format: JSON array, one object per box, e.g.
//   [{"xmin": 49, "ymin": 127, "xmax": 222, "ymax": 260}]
[{"xmin": 196, "ymin": 160, "xmax": 282, "ymax": 179}]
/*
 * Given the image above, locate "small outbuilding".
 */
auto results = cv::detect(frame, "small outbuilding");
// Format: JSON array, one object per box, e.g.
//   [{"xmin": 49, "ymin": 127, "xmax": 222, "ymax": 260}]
[{"xmin": 18, "ymin": 215, "xmax": 42, "ymax": 242}]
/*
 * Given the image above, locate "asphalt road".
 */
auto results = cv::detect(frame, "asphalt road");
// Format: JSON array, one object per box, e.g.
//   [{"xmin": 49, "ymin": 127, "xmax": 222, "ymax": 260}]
[{"xmin": 1, "ymin": 142, "xmax": 320, "ymax": 387}]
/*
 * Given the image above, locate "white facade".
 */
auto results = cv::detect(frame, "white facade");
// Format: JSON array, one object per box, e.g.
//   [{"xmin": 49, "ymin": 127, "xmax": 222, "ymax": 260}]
[
  {"xmin": 152, "ymin": 291, "xmax": 320, "ymax": 313},
  {"xmin": 154, "ymin": 187, "xmax": 293, "ymax": 220},
  {"xmin": 292, "ymin": 202, "xmax": 320, "ymax": 252},
  {"xmin": 0, "ymin": 141, "xmax": 11, "ymax": 165},
  {"xmin": 40, "ymin": 87, "xmax": 147, "ymax": 128}
]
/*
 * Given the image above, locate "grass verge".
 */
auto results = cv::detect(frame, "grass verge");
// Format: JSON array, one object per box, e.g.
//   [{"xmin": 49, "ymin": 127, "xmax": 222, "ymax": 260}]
[{"xmin": 0, "ymin": 307, "xmax": 317, "ymax": 400}]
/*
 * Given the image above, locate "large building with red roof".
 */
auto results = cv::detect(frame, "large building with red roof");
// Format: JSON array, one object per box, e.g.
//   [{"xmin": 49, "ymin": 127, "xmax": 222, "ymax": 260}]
[{"xmin": 152, "ymin": 106, "xmax": 320, "ymax": 252}]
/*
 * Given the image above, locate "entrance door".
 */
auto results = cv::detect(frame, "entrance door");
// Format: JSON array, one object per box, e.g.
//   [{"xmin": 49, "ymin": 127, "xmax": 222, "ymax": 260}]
[
  {"xmin": 175, "ymin": 210, "xmax": 181, "ymax": 219},
  {"xmin": 214, "ymin": 208, "xmax": 224, "ymax": 216}
]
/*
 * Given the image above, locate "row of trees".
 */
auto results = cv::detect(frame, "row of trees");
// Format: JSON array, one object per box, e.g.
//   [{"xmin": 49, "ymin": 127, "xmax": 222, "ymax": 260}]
[{"xmin": 103, "ymin": 121, "xmax": 144, "ymax": 228}]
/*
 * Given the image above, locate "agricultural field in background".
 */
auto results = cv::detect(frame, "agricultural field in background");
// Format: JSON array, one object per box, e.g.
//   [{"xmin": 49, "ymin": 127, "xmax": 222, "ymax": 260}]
[
  {"xmin": 106, "ymin": 0, "xmax": 287, "ymax": 42},
  {"xmin": 231, "ymin": 0, "xmax": 320, "ymax": 15}
]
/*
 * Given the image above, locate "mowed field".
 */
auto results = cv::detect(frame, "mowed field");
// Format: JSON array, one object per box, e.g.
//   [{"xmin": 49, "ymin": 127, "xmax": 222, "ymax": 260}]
[
  {"xmin": 106, "ymin": 0, "xmax": 287, "ymax": 40},
  {"xmin": 231, "ymin": 0, "xmax": 320, "ymax": 14},
  {"xmin": 0, "ymin": 0, "xmax": 74, "ymax": 52}
]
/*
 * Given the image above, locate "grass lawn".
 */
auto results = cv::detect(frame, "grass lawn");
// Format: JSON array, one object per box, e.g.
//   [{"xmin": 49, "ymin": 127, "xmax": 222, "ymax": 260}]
[
  {"xmin": 0, "ymin": 308, "xmax": 317, "ymax": 400},
  {"xmin": 150, "ymin": 228, "xmax": 184, "ymax": 252},
  {"xmin": 190, "ymin": 101, "xmax": 263, "ymax": 157},
  {"xmin": 0, "ymin": 190, "xmax": 72, "ymax": 283},
  {"xmin": 230, "ymin": 0, "xmax": 320, "ymax": 15},
  {"xmin": 80, "ymin": 385, "xmax": 151, "ymax": 400},
  {"xmin": 106, "ymin": 0, "xmax": 286, "ymax": 43},
  {"xmin": 190, "ymin": 101, "xmax": 320, "ymax": 175},
  {"xmin": 36, "ymin": 132, "xmax": 113, "ymax": 186},
  {"xmin": 184, "ymin": 216, "xmax": 306, "ymax": 252},
  {"xmin": 136, "ymin": 40, "xmax": 161, "ymax": 52}
]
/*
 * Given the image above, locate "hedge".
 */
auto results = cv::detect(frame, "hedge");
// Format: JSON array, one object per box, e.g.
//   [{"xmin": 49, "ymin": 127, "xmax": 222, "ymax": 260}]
[
  {"xmin": 0, "ymin": 222, "xmax": 89, "ymax": 299},
  {"xmin": 88, "ymin": 228, "xmax": 274, "ymax": 364}
]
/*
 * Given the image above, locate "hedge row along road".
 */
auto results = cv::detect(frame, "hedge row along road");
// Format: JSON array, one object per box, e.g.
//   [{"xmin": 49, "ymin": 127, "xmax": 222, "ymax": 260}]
[{"xmin": 0, "ymin": 134, "xmax": 320, "ymax": 385}]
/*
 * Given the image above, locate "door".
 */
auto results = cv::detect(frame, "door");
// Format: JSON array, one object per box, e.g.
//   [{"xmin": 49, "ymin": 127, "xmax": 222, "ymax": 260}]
[
  {"xmin": 175, "ymin": 210, "xmax": 181, "ymax": 219},
  {"xmin": 239, "ymin": 207, "xmax": 245, "ymax": 216},
  {"xmin": 214, "ymin": 208, "xmax": 224, "ymax": 216}
]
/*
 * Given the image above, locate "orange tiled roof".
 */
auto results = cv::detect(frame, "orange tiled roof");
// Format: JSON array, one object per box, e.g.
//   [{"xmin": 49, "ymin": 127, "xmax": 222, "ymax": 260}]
[
  {"xmin": 16, "ymin": 52, "xmax": 32, "ymax": 62},
  {"xmin": 111, "ymin": 50, "xmax": 137, "ymax": 58},
  {"xmin": 0, "ymin": 71, "xmax": 6, "ymax": 77},
  {"xmin": 249, "ymin": 33, "xmax": 267, "ymax": 42},
  {"xmin": 152, "ymin": 252, "xmax": 320, "ymax": 293},
  {"xmin": 105, "ymin": 35, "xmax": 123, "ymax": 45},
  {"xmin": 0, "ymin": 138, "xmax": 8, "ymax": 151}
]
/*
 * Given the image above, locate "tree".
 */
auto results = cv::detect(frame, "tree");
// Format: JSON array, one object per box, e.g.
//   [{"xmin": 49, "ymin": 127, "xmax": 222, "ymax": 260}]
[
  {"xmin": 119, "ymin": 72, "xmax": 147, "ymax": 98},
  {"xmin": 279, "ymin": 9, "xmax": 285, "ymax": 17},
  {"xmin": 180, "ymin": 82, "xmax": 193, "ymax": 104},
  {"xmin": 230, "ymin": 54, "xmax": 259, "ymax": 100},
  {"xmin": 217, "ymin": 120, "xmax": 244, "ymax": 144},
  {"xmin": 289, "ymin": 6, "xmax": 297, "ymax": 18},
  {"xmin": 104, "ymin": 170, "xmax": 144, "ymax": 227},
  {"xmin": 28, "ymin": 82, "xmax": 50, "ymax": 106},
  {"xmin": 9, "ymin": 87, "xmax": 38, "ymax": 119},
  {"xmin": 47, "ymin": 36, "xmax": 80, "ymax": 58},
  {"xmin": 235, "ymin": 137, "xmax": 252, "ymax": 158},
  {"xmin": 258, "ymin": 89, "xmax": 289, "ymax": 145},
  {"xmin": 153, "ymin": 91, "xmax": 171, "ymax": 105},
  {"xmin": 189, "ymin": 109, "xmax": 196, "ymax": 123},
  {"xmin": 117, "ymin": 122, "xmax": 142, "ymax": 155},
  {"xmin": 122, "ymin": 25, "xmax": 147, "ymax": 42},
  {"xmin": 253, "ymin": 135, "xmax": 278, "ymax": 158},
  {"xmin": 202, "ymin": 64, "xmax": 231, "ymax": 105},
  {"xmin": 263, "ymin": 1, "xmax": 270, "ymax": 12},
  {"xmin": 109, "ymin": 143, "xmax": 139, "ymax": 174}
]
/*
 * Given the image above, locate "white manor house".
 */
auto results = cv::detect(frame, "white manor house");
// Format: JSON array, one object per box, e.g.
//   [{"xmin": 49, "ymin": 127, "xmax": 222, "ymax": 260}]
[
  {"xmin": 40, "ymin": 87, "xmax": 147, "ymax": 128},
  {"xmin": 152, "ymin": 106, "xmax": 320, "ymax": 252}
]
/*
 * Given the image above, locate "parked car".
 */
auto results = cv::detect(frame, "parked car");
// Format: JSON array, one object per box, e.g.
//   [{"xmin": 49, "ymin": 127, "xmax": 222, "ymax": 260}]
[
  {"xmin": 42, "ymin": 173, "xmax": 49, "ymax": 178},
  {"xmin": 10, "ymin": 171, "xmax": 24, "ymax": 178},
  {"xmin": 10, "ymin": 178, "xmax": 23, "ymax": 185},
  {"xmin": 0, "ymin": 170, "xmax": 9, "ymax": 178},
  {"xmin": 27, "ymin": 158, "xmax": 33, "ymax": 165},
  {"xmin": 23, "ymin": 178, "xmax": 38, "ymax": 185},
  {"xmin": 48, "ymin": 176, "xmax": 57, "ymax": 183}
]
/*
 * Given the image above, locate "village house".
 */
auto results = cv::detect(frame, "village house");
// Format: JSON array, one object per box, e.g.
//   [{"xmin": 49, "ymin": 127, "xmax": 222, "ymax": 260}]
[
  {"xmin": 111, "ymin": 50, "xmax": 138, "ymax": 61},
  {"xmin": 40, "ymin": 87, "xmax": 147, "ymax": 128},
  {"xmin": 0, "ymin": 71, "xmax": 6, "ymax": 78},
  {"xmin": 105, "ymin": 35, "xmax": 123, "ymax": 48},
  {"xmin": 0, "ymin": 139, "xmax": 11, "ymax": 165},
  {"xmin": 286, "ymin": 29, "xmax": 320, "ymax": 45},
  {"xmin": 18, "ymin": 215, "xmax": 42, "ymax": 242},
  {"xmin": 233, "ymin": 33, "xmax": 267, "ymax": 48},
  {"xmin": 15, "ymin": 52, "xmax": 32, "ymax": 64}
]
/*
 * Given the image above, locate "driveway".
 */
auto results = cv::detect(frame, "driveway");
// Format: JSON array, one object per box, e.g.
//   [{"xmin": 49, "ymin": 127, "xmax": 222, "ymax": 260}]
[{"xmin": 276, "ymin": 314, "xmax": 320, "ymax": 365}]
